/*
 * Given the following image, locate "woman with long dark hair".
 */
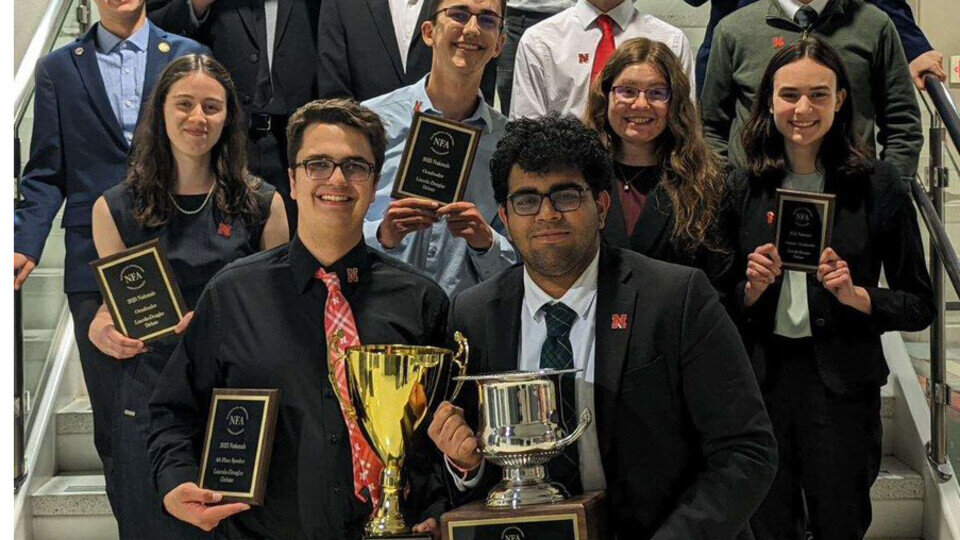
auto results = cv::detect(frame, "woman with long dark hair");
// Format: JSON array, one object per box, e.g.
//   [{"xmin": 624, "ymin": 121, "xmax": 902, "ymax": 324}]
[
  {"xmin": 87, "ymin": 54, "xmax": 288, "ymax": 538},
  {"xmin": 584, "ymin": 37, "xmax": 732, "ymax": 291},
  {"xmin": 730, "ymin": 37, "xmax": 933, "ymax": 538}
]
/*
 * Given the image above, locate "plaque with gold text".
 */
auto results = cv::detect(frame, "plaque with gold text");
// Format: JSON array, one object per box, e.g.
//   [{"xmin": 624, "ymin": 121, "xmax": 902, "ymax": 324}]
[
  {"xmin": 391, "ymin": 111, "xmax": 481, "ymax": 204},
  {"xmin": 90, "ymin": 239, "xmax": 186, "ymax": 342},
  {"xmin": 199, "ymin": 389, "xmax": 280, "ymax": 505},
  {"xmin": 774, "ymin": 189, "xmax": 836, "ymax": 272}
]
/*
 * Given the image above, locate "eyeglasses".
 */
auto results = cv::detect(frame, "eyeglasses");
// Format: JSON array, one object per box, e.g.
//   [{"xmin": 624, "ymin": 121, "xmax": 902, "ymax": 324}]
[
  {"xmin": 611, "ymin": 85, "xmax": 671, "ymax": 104},
  {"xmin": 507, "ymin": 186, "xmax": 586, "ymax": 216},
  {"xmin": 434, "ymin": 6, "xmax": 503, "ymax": 32},
  {"xmin": 294, "ymin": 157, "xmax": 375, "ymax": 183}
]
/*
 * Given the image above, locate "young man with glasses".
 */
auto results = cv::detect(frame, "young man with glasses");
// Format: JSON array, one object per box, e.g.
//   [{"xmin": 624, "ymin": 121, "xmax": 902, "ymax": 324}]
[
  {"xmin": 508, "ymin": 0, "xmax": 695, "ymax": 120},
  {"xmin": 362, "ymin": 0, "xmax": 517, "ymax": 299},
  {"xmin": 149, "ymin": 99, "xmax": 450, "ymax": 538},
  {"xmin": 428, "ymin": 114, "xmax": 777, "ymax": 537}
]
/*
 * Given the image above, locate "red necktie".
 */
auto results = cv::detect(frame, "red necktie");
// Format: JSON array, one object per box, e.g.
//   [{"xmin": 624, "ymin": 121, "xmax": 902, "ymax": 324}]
[
  {"xmin": 317, "ymin": 269, "xmax": 384, "ymax": 507},
  {"xmin": 592, "ymin": 14, "xmax": 616, "ymax": 82}
]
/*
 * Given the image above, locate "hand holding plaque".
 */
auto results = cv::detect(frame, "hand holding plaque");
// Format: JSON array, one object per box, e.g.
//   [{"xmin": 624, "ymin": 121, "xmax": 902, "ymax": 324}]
[
  {"xmin": 392, "ymin": 111, "xmax": 481, "ymax": 205},
  {"xmin": 90, "ymin": 239, "xmax": 188, "ymax": 342},
  {"xmin": 774, "ymin": 189, "xmax": 836, "ymax": 272}
]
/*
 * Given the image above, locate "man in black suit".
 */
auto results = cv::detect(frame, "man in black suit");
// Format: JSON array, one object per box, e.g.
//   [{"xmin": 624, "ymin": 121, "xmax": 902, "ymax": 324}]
[
  {"xmin": 428, "ymin": 114, "xmax": 778, "ymax": 538},
  {"xmin": 147, "ymin": 0, "xmax": 321, "ymax": 229},
  {"xmin": 316, "ymin": 0, "xmax": 497, "ymax": 103}
]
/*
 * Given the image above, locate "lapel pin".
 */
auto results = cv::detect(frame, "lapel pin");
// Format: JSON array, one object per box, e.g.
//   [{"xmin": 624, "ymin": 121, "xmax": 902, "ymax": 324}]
[
  {"xmin": 611, "ymin": 314, "xmax": 627, "ymax": 330},
  {"xmin": 578, "ymin": 53, "xmax": 590, "ymax": 64},
  {"xmin": 347, "ymin": 268, "xmax": 359, "ymax": 283},
  {"xmin": 74, "ymin": 46, "xmax": 84, "ymax": 56},
  {"xmin": 766, "ymin": 211, "xmax": 776, "ymax": 227},
  {"xmin": 158, "ymin": 42, "xmax": 171, "ymax": 53},
  {"xmin": 217, "ymin": 222, "xmax": 232, "ymax": 238}
]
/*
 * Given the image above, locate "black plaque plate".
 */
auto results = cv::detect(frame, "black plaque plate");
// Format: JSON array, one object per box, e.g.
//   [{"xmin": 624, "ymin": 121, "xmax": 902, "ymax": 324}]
[
  {"xmin": 391, "ymin": 111, "xmax": 482, "ymax": 205},
  {"xmin": 774, "ymin": 188, "xmax": 836, "ymax": 272},
  {"xmin": 90, "ymin": 239, "xmax": 187, "ymax": 342},
  {"xmin": 199, "ymin": 389, "xmax": 280, "ymax": 505},
  {"xmin": 447, "ymin": 514, "xmax": 578, "ymax": 540}
]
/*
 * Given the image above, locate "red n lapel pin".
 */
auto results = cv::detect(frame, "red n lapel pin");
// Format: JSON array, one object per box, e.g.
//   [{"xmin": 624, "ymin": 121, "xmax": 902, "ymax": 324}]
[
  {"xmin": 611, "ymin": 314, "xmax": 627, "ymax": 330},
  {"xmin": 578, "ymin": 53, "xmax": 590, "ymax": 64},
  {"xmin": 217, "ymin": 222, "xmax": 232, "ymax": 238},
  {"xmin": 347, "ymin": 268, "xmax": 359, "ymax": 283}
]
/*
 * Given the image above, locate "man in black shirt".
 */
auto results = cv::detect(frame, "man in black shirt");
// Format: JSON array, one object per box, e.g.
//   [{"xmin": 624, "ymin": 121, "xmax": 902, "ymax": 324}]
[{"xmin": 148, "ymin": 99, "xmax": 449, "ymax": 538}]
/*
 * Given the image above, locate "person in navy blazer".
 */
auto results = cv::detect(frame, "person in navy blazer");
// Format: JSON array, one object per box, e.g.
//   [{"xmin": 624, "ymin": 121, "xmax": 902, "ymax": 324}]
[{"xmin": 13, "ymin": 0, "xmax": 206, "ymax": 528}]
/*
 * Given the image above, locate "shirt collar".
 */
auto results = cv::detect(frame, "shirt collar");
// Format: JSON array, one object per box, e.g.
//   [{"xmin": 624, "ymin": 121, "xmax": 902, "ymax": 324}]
[
  {"xmin": 288, "ymin": 235, "xmax": 372, "ymax": 295},
  {"xmin": 523, "ymin": 248, "xmax": 600, "ymax": 323},
  {"xmin": 776, "ymin": 0, "xmax": 829, "ymax": 19},
  {"xmin": 573, "ymin": 0, "xmax": 636, "ymax": 31},
  {"xmin": 412, "ymin": 74, "xmax": 493, "ymax": 133},
  {"xmin": 96, "ymin": 19, "xmax": 151, "ymax": 54}
]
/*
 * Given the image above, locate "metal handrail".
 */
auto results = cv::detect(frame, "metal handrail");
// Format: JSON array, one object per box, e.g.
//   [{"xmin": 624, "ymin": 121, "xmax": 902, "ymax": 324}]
[
  {"xmin": 913, "ymin": 73, "xmax": 960, "ymax": 480},
  {"xmin": 13, "ymin": 0, "xmax": 83, "ymax": 129}
]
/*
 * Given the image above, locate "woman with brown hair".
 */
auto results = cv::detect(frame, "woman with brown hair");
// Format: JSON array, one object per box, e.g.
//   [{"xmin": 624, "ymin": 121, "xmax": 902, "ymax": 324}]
[
  {"xmin": 87, "ymin": 54, "xmax": 288, "ymax": 538},
  {"xmin": 584, "ymin": 37, "xmax": 732, "ymax": 291}
]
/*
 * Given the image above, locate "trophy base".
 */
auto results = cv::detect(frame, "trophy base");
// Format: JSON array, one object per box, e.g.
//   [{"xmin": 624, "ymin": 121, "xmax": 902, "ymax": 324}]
[
  {"xmin": 486, "ymin": 465, "xmax": 566, "ymax": 508},
  {"xmin": 441, "ymin": 491, "xmax": 608, "ymax": 540}
]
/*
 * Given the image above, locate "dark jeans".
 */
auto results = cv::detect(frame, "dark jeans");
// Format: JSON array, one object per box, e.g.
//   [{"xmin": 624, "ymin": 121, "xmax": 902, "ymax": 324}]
[
  {"xmin": 248, "ymin": 116, "xmax": 297, "ymax": 233},
  {"xmin": 497, "ymin": 7, "xmax": 555, "ymax": 116},
  {"xmin": 750, "ymin": 337, "xmax": 882, "ymax": 540}
]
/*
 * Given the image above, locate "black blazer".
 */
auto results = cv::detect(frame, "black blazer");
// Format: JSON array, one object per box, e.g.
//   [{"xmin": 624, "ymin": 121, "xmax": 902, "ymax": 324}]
[
  {"xmin": 448, "ymin": 245, "xmax": 777, "ymax": 539},
  {"xmin": 727, "ymin": 162, "xmax": 934, "ymax": 394},
  {"xmin": 316, "ymin": 0, "xmax": 496, "ymax": 103},
  {"xmin": 147, "ymin": 0, "xmax": 319, "ymax": 115},
  {"xmin": 602, "ymin": 179, "xmax": 738, "ymax": 304}
]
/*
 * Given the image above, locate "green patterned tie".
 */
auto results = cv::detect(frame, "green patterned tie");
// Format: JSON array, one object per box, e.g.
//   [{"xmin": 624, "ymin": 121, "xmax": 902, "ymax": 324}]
[{"xmin": 539, "ymin": 302, "xmax": 582, "ymax": 494}]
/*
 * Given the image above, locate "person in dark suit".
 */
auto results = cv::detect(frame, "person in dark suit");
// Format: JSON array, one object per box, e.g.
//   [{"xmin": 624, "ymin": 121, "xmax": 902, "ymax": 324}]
[
  {"xmin": 728, "ymin": 38, "xmax": 934, "ymax": 538},
  {"xmin": 147, "ymin": 0, "xmax": 322, "ymax": 229},
  {"xmin": 316, "ymin": 0, "xmax": 497, "ymax": 103},
  {"xmin": 583, "ymin": 37, "xmax": 734, "ymax": 299},
  {"xmin": 427, "ymin": 114, "xmax": 778, "ymax": 538},
  {"xmin": 13, "ymin": 0, "xmax": 205, "ymax": 522}
]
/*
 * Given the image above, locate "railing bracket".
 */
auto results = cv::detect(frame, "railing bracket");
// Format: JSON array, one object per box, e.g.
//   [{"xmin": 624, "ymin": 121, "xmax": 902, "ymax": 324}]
[{"xmin": 927, "ymin": 441, "xmax": 955, "ymax": 482}]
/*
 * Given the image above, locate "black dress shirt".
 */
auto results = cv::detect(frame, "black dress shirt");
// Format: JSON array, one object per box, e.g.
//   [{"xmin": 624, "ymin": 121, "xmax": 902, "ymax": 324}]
[{"xmin": 148, "ymin": 237, "xmax": 449, "ymax": 539}]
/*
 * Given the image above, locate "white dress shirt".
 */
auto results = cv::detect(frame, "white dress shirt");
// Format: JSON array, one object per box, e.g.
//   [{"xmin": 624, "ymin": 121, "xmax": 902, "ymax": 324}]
[
  {"xmin": 389, "ymin": 0, "xmax": 423, "ymax": 70},
  {"xmin": 776, "ymin": 0, "xmax": 829, "ymax": 19},
  {"xmin": 449, "ymin": 249, "xmax": 607, "ymax": 492},
  {"xmin": 509, "ymin": 0, "xmax": 695, "ymax": 120},
  {"xmin": 508, "ymin": 0, "xmax": 576, "ymax": 14}
]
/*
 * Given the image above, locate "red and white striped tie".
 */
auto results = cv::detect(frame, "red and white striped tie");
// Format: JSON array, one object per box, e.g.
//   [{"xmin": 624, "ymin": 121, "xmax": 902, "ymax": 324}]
[{"xmin": 317, "ymin": 269, "xmax": 384, "ymax": 507}]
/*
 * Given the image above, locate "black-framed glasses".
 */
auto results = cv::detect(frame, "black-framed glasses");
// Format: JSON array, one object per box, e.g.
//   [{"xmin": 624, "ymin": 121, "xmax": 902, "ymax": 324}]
[
  {"xmin": 294, "ymin": 157, "xmax": 375, "ymax": 183},
  {"xmin": 434, "ymin": 6, "xmax": 503, "ymax": 32},
  {"xmin": 507, "ymin": 186, "xmax": 586, "ymax": 216},
  {"xmin": 611, "ymin": 85, "xmax": 671, "ymax": 104}
]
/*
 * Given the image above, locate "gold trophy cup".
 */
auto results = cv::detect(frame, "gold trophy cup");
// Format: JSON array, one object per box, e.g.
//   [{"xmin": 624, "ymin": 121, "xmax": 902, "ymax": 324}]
[{"xmin": 338, "ymin": 332, "xmax": 469, "ymax": 537}]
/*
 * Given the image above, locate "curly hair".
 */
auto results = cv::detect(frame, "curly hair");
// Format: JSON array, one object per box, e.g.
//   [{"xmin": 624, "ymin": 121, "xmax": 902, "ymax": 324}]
[
  {"xmin": 125, "ymin": 54, "xmax": 262, "ymax": 228},
  {"xmin": 583, "ymin": 37, "xmax": 726, "ymax": 254},
  {"xmin": 740, "ymin": 37, "xmax": 873, "ymax": 186},
  {"xmin": 490, "ymin": 114, "xmax": 614, "ymax": 205}
]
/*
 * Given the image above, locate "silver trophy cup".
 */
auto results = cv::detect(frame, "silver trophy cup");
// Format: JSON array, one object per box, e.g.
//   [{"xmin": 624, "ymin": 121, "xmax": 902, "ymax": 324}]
[{"xmin": 455, "ymin": 369, "xmax": 592, "ymax": 508}]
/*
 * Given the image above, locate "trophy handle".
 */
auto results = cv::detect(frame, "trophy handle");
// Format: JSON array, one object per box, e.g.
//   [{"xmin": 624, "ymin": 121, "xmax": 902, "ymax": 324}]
[
  {"xmin": 556, "ymin": 408, "xmax": 592, "ymax": 450},
  {"xmin": 447, "ymin": 331, "xmax": 470, "ymax": 403}
]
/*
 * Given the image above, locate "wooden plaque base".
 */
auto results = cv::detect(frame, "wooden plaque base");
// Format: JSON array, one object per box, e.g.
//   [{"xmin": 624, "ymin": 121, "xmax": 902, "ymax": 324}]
[{"xmin": 441, "ymin": 491, "xmax": 607, "ymax": 540}]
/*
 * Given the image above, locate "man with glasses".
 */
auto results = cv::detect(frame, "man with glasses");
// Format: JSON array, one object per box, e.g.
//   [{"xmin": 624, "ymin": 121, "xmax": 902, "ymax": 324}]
[
  {"xmin": 362, "ymin": 0, "xmax": 517, "ymax": 299},
  {"xmin": 428, "ymin": 115, "xmax": 777, "ymax": 537},
  {"xmin": 149, "ymin": 99, "xmax": 450, "ymax": 538},
  {"xmin": 508, "ymin": 0, "xmax": 695, "ymax": 120}
]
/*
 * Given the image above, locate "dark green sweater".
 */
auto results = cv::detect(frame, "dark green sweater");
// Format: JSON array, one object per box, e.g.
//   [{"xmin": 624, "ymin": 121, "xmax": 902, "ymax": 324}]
[{"xmin": 700, "ymin": 0, "xmax": 921, "ymax": 177}]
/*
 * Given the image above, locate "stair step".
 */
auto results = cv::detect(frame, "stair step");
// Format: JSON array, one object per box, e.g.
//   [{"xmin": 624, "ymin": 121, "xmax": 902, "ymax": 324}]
[
  {"xmin": 21, "ymin": 267, "xmax": 65, "ymax": 331},
  {"xmin": 32, "ymin": 474, "xmax": 118, "ymax": 540},
  {"xmin": 56, "ymin": 398, "xmax": 102, "ymax": 473},
  {"xmin": 866, "ymin": 456, "xmax": 924, "ymax": 538}
]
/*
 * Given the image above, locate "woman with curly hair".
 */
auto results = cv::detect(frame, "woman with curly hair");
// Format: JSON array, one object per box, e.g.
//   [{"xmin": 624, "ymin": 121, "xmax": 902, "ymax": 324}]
[
  {"xmin": 584, "ymin": 37, "xmax": 732, "ymax": 291},
  {"xmin": 87, "ymin": 54, "xmax": 288, "ymax": 538}
]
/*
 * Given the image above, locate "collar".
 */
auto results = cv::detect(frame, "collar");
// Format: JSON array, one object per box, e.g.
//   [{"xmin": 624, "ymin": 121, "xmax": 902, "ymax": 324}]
[
  {"xmin": 288, "ymin": 236, "xmax": 372, "ymax": 295},
  {"xmin": 776, "ymin": 0, "xmax": 829, "ymax": 19},
  {"xmin": 573, "ymin": 0, "xmax": 636, "ymax": 32},
  {"xmin": 411, "ymin": 74, "xmax": 493, "ymax": 133},
  {"xmin": 523, "ymin": 248, "xmax": 600, "ymax": 323},
  {"xmin": 96, "ymin": 19, "xmax": 151, "ymax": 54}
]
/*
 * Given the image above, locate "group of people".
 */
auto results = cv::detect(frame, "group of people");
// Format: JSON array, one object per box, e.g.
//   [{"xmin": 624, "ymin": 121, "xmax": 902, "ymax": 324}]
[{"xmin": 12, "ymin": 0, "xmax": 943, "ymax": 538}]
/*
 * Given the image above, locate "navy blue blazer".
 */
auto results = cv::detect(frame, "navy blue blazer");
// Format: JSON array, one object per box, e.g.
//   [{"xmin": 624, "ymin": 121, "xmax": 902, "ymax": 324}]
[
  {"xmin": 686, "ymin": 0, "xmax": 932, "ymax": 95},
  {"xmin": 14, "ymin": 22, "xmax": 207, "ymax": 293}
]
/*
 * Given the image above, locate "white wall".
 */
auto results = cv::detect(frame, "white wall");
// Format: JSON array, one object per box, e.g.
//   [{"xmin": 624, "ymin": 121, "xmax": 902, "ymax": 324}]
[{"xmin": 15, "ymin": 1, "xmax": 54, "ymax": 73}]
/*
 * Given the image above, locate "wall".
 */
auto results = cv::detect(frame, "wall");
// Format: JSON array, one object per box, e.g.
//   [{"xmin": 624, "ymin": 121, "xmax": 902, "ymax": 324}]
[{"xmin": 15, "ymin": 1, "xmax": 53, "ymax": 73}]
